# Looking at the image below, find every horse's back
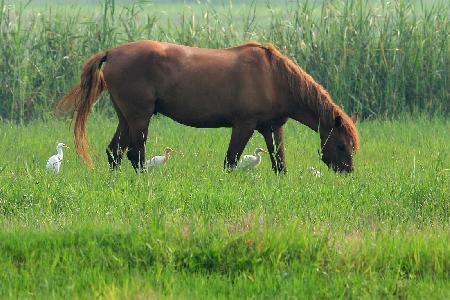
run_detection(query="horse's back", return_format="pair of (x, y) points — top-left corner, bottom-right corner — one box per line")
(104, 40), (271, 84)
(103, 41), (280, 127)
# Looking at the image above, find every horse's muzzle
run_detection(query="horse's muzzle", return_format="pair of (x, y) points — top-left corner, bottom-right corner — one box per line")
(328, 162), (354, 173)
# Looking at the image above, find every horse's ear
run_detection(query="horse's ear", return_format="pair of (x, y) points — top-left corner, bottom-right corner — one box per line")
(334, 115), (342, 128)
(351, 112), (359, 124)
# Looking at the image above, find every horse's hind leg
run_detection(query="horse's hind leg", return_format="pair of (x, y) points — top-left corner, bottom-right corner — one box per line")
(125, 99), (155, 171)
(224, 122), (256, 170)
(107, 122), (130, 169)
(127, 118), (151, 171)
(107, 99), (130, 169)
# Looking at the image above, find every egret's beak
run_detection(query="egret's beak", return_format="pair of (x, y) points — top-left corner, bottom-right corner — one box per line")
(261, 149), (268, 154)
(64, 145), (70, 149)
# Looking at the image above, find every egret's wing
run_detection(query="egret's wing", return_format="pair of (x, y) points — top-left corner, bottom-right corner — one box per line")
(239, 155), (257, 169)
(46, 155), (61, 172)
(148, 155), (165, 168)
(144, 160), (151, 169)
(46, 155), (57, 169)
(155, 156), (166, 165)
(145, 158), (155, 169)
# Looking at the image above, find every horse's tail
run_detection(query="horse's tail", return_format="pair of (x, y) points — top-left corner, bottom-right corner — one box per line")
(55, 52), (108, 167)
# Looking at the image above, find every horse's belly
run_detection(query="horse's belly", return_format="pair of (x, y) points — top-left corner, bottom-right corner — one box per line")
(167, 116), (232, 128)
(156, 100), (233, 128)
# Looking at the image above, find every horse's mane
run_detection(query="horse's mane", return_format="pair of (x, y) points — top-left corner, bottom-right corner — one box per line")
(253, 42), (359, 150)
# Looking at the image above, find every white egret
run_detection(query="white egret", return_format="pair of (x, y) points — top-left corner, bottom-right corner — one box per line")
(46, 143), (69, 173)
(239, 147), (268, 170)
(308, 166), (323, 177)
(145, 147), (175, 170)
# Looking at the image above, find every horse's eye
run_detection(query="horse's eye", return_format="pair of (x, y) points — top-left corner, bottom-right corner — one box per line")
(337, 144), (346, 151)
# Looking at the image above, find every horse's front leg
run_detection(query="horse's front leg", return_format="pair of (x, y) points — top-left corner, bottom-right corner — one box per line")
(258, 128), (278, 173)
(107, 97), (130, 169)
(258, 126), (286, 174)
(273, 126), (287, 173)
(224, 122), (256, 170)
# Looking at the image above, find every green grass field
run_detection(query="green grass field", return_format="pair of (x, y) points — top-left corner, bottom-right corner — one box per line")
(0, 115), (449, 298)
(0, 0), (449, 298)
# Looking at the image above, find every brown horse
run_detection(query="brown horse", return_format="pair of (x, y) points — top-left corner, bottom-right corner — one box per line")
(57, 41), (359, 173)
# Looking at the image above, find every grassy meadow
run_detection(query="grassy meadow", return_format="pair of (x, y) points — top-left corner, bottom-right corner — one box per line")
(0, 116), (449, 298)
(0, 0), (449, 298)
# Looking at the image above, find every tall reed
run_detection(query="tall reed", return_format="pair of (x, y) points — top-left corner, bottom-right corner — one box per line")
(0, 0), (448, 122)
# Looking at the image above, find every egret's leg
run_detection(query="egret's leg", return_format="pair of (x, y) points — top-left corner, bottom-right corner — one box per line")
(224, 122), (256, 170)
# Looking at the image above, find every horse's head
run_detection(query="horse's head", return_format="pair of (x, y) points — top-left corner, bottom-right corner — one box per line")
(320, 112), (359, 173)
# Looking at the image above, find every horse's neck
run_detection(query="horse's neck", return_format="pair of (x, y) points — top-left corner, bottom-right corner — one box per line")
(279, 60), (333, 136)
(287, 88), (335, 137)
(290, 107), (321, 132)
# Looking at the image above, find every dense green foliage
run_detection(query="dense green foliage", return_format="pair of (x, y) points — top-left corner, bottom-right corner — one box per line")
(0, 0), (448, 122)
(0, 116), (449, 297)
(1, 228), (448, 298)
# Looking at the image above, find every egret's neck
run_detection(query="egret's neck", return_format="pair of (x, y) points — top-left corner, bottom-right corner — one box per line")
(57, 148), (64, 159)
(164, 152), (171, 162)
(255, 152), (262, 163)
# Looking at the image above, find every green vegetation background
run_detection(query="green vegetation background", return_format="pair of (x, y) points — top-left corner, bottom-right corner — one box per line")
(0, 0), (448, 122)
